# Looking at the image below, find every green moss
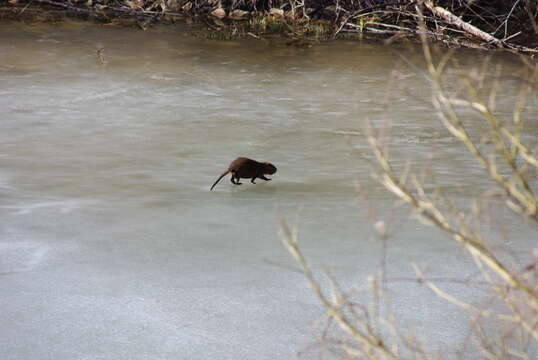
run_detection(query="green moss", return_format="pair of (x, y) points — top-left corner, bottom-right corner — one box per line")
(308, 20), (331, 38)
(266, 16), (287, 33)
(248, 16), (267, 34)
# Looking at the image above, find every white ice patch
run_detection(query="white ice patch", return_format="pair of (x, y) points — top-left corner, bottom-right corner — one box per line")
(70, 87), (131, 103)
(3, 199), (101, 215)
(0, 179), (15, 191)
(146, 74), (179, 81)
(0, 241), (49, 274)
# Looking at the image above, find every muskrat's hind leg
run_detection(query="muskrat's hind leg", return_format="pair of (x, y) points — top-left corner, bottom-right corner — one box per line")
(234, 174), (242, 185)
(250, 177), (257, 184)
(230, 173), (239, 185)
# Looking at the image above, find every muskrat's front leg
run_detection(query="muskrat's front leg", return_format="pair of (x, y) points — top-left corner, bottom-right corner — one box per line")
(259, 175), (271, 181)
(250, 177), (257, 184)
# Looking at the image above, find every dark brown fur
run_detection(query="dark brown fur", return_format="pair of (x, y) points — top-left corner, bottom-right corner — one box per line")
(210, 157), (277, 191)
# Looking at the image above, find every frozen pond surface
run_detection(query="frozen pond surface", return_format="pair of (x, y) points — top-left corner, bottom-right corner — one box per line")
(0, 21), (536, 359)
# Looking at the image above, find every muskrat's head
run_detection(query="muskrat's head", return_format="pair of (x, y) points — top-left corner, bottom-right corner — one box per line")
(264, 162), (277, 175)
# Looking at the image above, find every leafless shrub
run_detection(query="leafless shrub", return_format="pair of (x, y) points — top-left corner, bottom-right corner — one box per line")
(280, 7), (538, 360)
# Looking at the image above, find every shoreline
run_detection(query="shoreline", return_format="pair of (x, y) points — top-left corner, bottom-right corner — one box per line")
(2, 0), (538, 53)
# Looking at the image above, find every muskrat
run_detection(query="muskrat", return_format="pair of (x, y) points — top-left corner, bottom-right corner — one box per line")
(210, 157), (277, 191)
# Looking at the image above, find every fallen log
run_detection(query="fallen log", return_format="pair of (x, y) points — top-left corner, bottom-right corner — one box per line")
(423, 0), (503, 47)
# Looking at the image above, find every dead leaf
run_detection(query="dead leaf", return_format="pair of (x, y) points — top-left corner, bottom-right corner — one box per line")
(211, 8), (226, 19)
(229, 10), (248, 20)
(269, 8), (284, 17)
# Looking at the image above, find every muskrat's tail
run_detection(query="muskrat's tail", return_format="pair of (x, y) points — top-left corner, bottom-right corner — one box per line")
(210, 170), (230, 191)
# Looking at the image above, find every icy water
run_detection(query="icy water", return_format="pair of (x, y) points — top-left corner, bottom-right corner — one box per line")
(0, 21), (536, 359)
